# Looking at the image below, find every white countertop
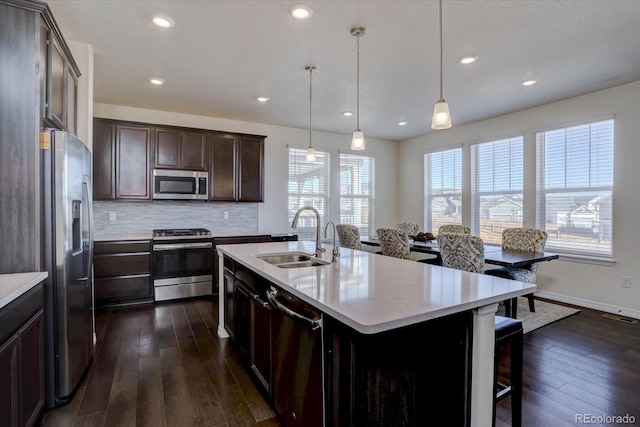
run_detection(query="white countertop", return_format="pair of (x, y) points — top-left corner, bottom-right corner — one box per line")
(0, 272), (48, 309)
(217, 241), (537, 334)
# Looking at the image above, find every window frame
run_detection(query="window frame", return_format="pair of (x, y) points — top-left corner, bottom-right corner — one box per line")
(535, 118), (614, 258)
(339, 152), (376, 238)
(424, 147), (463, 233)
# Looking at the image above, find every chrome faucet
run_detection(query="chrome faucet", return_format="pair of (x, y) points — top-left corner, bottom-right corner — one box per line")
(324, 221), (340, 262)
(291, 206), (326, 258)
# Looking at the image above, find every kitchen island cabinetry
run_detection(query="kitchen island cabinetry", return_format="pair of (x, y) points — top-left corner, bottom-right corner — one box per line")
(154, 127), (207, 171)
(0, 274), (47, 427)
(217, 241), (537, 427)
(93, 118), (153, 201)
(223, 258), (322, 423)
(93, 240), (153, 307)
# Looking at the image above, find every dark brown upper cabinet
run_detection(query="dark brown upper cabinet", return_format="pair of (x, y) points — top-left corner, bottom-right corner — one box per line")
(209, 133), (265, 202)
(92, 118), (264, 202)
(154, 128), (207, 171)
(237, 135), (265, 202)
(93, 118), (152, 201)
(209, 133), (237, 201)
(43, 26), (79, 135)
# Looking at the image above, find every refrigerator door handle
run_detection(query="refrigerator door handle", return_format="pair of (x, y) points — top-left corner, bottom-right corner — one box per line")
(82, 176), (93, 281)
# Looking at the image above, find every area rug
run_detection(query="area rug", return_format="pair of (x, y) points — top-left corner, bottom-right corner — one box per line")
(514, 298), (581, 334)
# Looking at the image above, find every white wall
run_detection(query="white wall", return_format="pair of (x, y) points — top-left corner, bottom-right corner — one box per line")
(93, 103), (399, 235)
(399, 80), (640, 317)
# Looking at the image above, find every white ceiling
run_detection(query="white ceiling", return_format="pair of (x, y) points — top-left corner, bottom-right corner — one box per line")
(47, 0), (640, 142)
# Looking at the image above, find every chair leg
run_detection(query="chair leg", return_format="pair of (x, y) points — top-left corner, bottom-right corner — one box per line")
(510, 332), (524, 427)
(527, 294), (535, 312)
(511, 297), (518, 319)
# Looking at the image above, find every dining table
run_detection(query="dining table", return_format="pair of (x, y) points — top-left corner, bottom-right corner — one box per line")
(360, 236), (559, 268)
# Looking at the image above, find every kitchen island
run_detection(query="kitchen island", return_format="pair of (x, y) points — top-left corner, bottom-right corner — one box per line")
(216, 240), (536, 427)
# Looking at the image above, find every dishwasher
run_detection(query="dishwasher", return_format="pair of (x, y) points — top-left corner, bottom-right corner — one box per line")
(267, 287), (323, 427)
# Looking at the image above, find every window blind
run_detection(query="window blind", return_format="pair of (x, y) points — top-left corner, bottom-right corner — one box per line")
(288, 147), (331, 241)
(471, 137), (524, 244)
(340, 153), (375, 237)
(424, 148), (462, 233)
(536, 119), (614, 257)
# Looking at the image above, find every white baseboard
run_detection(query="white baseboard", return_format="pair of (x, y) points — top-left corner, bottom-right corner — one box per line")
(535, 290), (640, 320)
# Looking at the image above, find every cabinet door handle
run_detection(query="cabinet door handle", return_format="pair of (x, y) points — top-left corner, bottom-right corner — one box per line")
(266, 289), (322, 330)
(253, 294), (269, 308)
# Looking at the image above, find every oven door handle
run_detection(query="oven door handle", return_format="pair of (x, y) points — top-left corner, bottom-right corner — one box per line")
(153, 242), (213, 251)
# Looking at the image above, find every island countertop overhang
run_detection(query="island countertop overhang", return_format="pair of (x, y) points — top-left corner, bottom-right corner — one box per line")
(217, 240), (536, 334)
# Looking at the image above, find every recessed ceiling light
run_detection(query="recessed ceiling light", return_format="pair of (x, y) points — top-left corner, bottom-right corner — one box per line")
(343, 111), (353, 116)
(522, 79), (537, 86)
(256, 96), (270, 102)
(288, 4), (313, 20)
(398, 121), (408, 126)
(151, 16), (174, 29)
(149, 78), (165, 85)
(460, 55), (478, 65)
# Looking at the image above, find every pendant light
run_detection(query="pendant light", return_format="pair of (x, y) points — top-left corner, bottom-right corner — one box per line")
(431, 0), (452, 129)
(305, 66), (317, 162)
(350, 26), (366, 150)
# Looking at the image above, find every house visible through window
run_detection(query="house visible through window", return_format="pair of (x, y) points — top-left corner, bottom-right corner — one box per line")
(288, 147), (330, 240)
(471, 137), (524, 244)
(424, 148), (462, 233)
(536, 119), (614, 257)
(340, 153), (375, 237)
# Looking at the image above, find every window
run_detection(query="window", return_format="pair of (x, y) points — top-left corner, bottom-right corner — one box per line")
(288, 147), (330, 240)
(536, 119), (614, 257)
(424, 148), (462, 233)
(471, 137), (524, 244)
(340, 153), (375, 237)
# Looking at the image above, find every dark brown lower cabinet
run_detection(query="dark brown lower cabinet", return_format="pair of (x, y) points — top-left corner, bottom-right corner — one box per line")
(94, 240), (153, 307)
(0, 284), (45, 427)
(323, 312), (472, 426)
(250, 295), (271, 393)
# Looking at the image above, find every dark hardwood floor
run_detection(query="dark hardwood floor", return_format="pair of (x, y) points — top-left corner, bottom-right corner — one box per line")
(40, 297), (640, 427)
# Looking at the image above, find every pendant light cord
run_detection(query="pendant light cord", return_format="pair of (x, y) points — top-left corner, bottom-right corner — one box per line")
(309, 68), (313, 148)
(439, 0), (444, 101)
(356, 33), (360, 130)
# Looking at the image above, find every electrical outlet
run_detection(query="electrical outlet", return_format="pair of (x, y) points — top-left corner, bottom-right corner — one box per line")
(223, 211), (229, 220)
(108, 211), (117, 221)
(621, 276), (631, 288)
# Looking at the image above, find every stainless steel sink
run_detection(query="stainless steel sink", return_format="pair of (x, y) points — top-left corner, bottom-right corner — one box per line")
(256, 252), (331, 268)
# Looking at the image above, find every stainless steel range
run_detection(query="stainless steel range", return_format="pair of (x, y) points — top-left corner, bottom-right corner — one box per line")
(152, 228), (213, 301)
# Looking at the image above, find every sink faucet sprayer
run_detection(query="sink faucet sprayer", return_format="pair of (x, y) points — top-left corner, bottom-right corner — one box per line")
(324, 221), (340, 262)
(291, 206), (326, 258)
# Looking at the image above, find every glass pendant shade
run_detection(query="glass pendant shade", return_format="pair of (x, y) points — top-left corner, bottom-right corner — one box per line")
(431, 99), (451, 129)
(305, 146), (316, 162)
(351, 130), (365, 150)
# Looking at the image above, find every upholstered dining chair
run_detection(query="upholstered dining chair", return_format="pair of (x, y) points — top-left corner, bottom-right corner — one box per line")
(376, 228), (411, 260)
(396, 222), (420, 236)
(485, 228), (548, 318)
(436, 232), (523, 427)
(436, 232), (485, 273)
(336, 224), (362, 250)
(437, 224), (471, 235)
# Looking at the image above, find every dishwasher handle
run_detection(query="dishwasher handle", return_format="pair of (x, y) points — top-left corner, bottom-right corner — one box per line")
(266, 289), (322, 330)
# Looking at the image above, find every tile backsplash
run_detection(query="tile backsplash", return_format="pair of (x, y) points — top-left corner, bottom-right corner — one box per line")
(93, 201), (259, 234)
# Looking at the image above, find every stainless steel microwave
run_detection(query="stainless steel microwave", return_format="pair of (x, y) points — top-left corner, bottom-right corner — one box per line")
(152, 169), (208, 200)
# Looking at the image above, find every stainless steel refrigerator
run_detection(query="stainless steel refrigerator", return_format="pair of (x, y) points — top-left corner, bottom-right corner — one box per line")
(42, 130), (95, 408)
